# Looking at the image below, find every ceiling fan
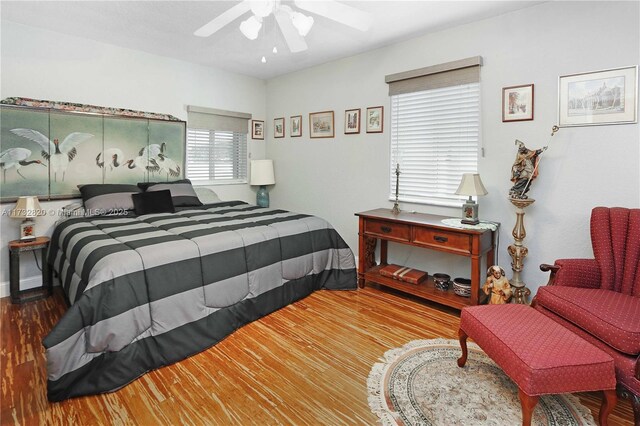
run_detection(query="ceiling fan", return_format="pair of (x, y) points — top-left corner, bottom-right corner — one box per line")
(194, 0), (373, 53)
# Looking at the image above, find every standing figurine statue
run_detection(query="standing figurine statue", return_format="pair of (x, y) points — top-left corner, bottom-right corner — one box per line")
(509, 140), (546, 199)
(482, 265), (512, 304)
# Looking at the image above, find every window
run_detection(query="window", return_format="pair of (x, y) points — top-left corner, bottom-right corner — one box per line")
(185, 106), (251, 184)
(386, 57), (482, 207)
(186, 129), (247, 183)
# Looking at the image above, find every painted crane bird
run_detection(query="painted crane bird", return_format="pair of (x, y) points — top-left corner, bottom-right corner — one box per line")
(10, 128), (94, 181)
(0, 148), (46, 181)
(96, 148), (125, 171)
(148, 154), (181, 178)
(124, 143), (170, 175)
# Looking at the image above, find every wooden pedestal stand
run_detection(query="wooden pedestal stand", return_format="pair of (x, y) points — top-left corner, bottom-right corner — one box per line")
(508, 198), (535, 304)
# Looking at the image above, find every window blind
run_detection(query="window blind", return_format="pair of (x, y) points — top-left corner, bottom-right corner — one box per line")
(386, 56), (482, 96)
(186, 129), (247, 184)
(389, 82), (480, 206)
(186, 105), (250, 184)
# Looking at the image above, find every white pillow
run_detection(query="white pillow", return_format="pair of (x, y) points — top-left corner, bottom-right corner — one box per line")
(194, 187), (222, 204)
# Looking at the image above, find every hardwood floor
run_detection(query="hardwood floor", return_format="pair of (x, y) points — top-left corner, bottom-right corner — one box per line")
(1, 286), (634, 425)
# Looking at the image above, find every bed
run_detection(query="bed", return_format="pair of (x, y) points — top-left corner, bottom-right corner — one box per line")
(44, 200), (356, 401)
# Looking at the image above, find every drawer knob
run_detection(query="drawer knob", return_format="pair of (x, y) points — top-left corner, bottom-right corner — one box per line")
(434, 235), (448, 243)
(381, 226), (393, 233)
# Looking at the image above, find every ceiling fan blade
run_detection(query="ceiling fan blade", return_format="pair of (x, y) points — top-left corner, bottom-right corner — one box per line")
(275, 9), (308, 53)
(194, 1), (252, 37)
(294, 0), (372, 32)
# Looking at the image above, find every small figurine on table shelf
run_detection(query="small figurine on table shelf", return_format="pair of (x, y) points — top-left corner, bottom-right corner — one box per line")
(482, 265), (512, 304)
(509, 140), (546, 199)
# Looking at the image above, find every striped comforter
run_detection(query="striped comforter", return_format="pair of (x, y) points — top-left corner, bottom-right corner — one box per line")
(44, 201), (356, 401)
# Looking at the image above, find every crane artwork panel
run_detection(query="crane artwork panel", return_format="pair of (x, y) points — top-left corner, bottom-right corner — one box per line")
(0, 107), (50, 199)
(0, 102), (186, 202)
(102, 117), (151, 184)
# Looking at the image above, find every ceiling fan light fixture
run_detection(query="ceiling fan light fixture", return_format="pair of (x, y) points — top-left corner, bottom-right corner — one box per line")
(272, 46), (278, 54)
(261, 56), (267, 63)
(239, 15), (262, 40)
(291, 11), (314, 37)
(250, 0), (275, 18)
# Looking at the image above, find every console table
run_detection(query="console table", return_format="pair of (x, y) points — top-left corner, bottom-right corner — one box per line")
(356, 209), (496, 309)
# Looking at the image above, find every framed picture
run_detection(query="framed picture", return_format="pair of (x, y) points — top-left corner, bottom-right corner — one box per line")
(251, 120), (264, 140)
(344, 108), (361, 134)
(309, 111), (334, 138)
(502, 84), (534, 122)
(366, 106), (384, 133)
(290, 115), (302, 137)
(558, 65), (638, 127)
(274, 117), (284, 138)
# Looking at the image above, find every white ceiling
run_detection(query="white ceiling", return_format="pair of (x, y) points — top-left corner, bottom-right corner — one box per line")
(1, 1), (543, 80)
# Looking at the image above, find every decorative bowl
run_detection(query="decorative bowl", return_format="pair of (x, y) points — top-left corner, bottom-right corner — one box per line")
(453, 277), (472, 297)
(433, 273), (450, 291)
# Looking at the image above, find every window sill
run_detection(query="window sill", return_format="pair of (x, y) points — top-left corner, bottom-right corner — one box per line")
(388, 196), (465, 209)
(192, 180), (248, 186)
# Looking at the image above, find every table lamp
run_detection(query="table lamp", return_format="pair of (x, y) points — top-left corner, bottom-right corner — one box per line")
(250, 159), (275, 208)
(9, 196), (45, 241)
(455, 173), (488, 225)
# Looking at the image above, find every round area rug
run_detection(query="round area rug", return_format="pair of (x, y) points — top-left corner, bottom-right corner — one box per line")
(367, 339), (596, 426)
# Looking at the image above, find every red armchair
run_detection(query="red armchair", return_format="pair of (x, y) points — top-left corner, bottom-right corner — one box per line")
(533, 207), (640, 424)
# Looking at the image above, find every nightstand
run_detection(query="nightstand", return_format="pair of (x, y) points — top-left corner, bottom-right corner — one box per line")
(9, 236), (52, 304)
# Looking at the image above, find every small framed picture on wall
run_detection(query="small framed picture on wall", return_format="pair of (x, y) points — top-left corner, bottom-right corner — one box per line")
(344, 108), (361, 134)
(274, 117), (284, 138)
(502, 84), (534, 122)
(309, 111), (335, 138)
(290, 115), (302, 137)
(366, 106), (383, 133)
(251, 120), (264, 140)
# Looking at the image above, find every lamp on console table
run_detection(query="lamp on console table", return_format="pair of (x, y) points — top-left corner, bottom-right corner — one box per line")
(9, 196), (45, 241)
(250, 159), (275, 208)
(455, 173), (488, 225)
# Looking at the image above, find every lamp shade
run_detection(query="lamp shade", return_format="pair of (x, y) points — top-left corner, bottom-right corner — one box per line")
(291, 11), (314, 36)
(455, 173), (488, 196)
(250, 159), (275, 186)
(9, 196), (45, 219)
(239, 15), (262, 40)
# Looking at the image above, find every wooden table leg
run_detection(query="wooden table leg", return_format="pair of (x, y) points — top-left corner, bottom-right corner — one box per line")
(357, 231), (365, 288)
(9, 248), (20, 304)
(470, 254), (480, 305)
(599, 389), (617, 426)
(457, 328), (468, 367)
(518, 388), (539, 426)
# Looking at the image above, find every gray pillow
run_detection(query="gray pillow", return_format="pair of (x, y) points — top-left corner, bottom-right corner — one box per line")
(62, 202), (86, 217)
(139, 179), (202, 207)
(78, 184), (141, 214)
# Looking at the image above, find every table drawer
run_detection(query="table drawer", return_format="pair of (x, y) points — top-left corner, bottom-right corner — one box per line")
(413, 228), (471, 253)
(364, 219), (410, 242)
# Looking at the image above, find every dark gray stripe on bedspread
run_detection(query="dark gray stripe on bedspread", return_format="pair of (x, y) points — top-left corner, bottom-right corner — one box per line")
(47, 228), (349, 342)
(46, 269), (356, 402)
(64, 213), (312, 302)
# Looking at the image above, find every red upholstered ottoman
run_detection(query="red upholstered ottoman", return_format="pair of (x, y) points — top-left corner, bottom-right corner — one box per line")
(457, 304), (617, 426)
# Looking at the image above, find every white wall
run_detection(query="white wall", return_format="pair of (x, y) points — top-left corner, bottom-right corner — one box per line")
(2, 2), (639, 302)
(0, 21), (267, 296)
(265, 1), (640, 296)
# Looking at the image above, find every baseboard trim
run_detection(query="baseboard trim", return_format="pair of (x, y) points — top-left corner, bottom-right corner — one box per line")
(0, 276), (43, 299)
